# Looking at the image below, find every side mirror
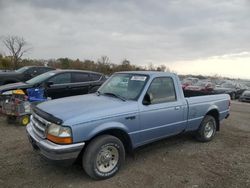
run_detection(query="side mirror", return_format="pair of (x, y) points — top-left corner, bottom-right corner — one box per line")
(45, 81), (53, 87)
(142, 92), (152, 105)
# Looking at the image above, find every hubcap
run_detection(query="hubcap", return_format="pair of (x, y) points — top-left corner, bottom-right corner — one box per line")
(204, 121), (214, 138)
(96, 145), (119, 173)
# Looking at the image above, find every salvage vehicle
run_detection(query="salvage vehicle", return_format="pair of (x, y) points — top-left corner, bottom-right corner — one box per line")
(0, 70), (106, 99)
(239, 90), (250, 102)
(181, 77), (199, 90)
(26, 71), (230, 180)
(0, 66), (55, 86)
(213, 82), (246, 100)
(185, 81), (215, 92)
(183, 81), (215, 97)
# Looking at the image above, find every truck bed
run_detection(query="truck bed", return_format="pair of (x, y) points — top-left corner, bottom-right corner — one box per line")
(185, 94), (230, 131)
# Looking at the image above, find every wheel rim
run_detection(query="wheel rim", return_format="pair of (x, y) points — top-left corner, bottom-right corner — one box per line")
(204, 121), (214, 138)
(22, 117), (29, 126)
(96, 145), (119, 173)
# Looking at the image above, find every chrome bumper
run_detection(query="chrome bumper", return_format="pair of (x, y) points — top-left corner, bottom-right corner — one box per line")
(26, 123), (85, 163)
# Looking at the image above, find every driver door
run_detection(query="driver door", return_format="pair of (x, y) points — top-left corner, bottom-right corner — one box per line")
(138, 77), (186, 144)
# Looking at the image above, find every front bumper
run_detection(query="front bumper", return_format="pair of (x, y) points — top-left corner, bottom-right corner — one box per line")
(26, 123), (85, 164)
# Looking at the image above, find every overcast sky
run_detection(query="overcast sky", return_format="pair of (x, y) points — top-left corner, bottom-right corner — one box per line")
(0, 0), (250, 78)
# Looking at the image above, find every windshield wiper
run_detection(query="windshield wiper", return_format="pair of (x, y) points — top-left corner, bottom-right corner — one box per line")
(102, 92), (126, 101)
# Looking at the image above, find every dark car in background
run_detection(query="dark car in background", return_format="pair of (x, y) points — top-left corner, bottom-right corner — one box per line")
(0, 66), (55, 86)
(0, 70), (106, 99)
(213, 82), (246, 100)
(239, 90), (250, 102)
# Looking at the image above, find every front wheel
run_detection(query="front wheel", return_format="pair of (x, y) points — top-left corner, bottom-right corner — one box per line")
(195, 115), (217, 142)
(82, 135), (125, 180)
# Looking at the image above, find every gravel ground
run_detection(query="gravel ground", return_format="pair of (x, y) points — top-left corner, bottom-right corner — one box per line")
(0, 101), (249, 188)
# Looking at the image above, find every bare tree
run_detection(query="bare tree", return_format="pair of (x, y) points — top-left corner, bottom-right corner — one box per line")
(3, 36), (30, 68)
(98, 56), (111, 64)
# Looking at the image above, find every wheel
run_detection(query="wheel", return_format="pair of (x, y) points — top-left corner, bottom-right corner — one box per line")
(6, 116), (17, 124)
(82, 135), (125, 180)
(231, 93), (236, 100)
(195, 115), (217, 142)
(18, 115), (30, 126)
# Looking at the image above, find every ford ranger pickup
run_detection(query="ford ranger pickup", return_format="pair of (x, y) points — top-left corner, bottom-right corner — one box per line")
(26, 71), (230, 180)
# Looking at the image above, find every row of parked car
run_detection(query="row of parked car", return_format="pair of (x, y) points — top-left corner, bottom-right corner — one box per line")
(0, 66), (106, 99)
(181, 77), (250, 102)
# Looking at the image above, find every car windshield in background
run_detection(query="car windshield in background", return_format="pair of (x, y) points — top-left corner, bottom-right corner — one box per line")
(195, 82), (206, 87)
(98, 73), (148, 100)
(26, 72), (56, 85)
(221, 83), (234, 89)
(15, 66), (29, 73)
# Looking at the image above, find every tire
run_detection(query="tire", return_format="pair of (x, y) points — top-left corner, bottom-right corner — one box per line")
(195, 115), (217, 142)
(18, 115), (30, 126)
(82, 135), (125, 180)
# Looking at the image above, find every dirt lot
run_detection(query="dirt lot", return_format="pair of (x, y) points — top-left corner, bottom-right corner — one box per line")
(0, 101), (249, 188)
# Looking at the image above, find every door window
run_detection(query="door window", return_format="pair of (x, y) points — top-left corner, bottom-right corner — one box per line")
(90, 73), (101, 81)
(147, 77), (177, 104)
(72, 73), (91, 83)
(49, 73), (71, 84)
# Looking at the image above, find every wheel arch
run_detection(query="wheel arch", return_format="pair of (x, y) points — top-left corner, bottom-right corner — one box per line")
(205, 108), (220, 131)
(83, 122), (133, 154)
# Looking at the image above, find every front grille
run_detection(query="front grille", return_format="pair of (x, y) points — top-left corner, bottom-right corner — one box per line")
(30, 112), (51, 139)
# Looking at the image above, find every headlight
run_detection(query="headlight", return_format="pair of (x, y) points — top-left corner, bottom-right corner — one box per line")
(47, 123), (72, 144)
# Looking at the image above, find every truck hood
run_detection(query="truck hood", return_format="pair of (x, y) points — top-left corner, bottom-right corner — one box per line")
(37, 94), (138, 125)
(0, 82), (33, 93)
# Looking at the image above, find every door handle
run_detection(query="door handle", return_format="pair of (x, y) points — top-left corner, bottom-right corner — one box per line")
(175, 106), (181, 110)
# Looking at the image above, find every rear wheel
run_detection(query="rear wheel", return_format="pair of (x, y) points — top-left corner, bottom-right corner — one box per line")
(195, 115), (217, 142)
(82, 135), (125, 180)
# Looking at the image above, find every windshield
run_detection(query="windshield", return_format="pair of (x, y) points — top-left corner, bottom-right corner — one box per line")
(98, 73), (149, 100)
(15, 66), (29, 73)
(26, 71), (56, 85)
(221, 83), (234, 89)
(195, 82), (206, 87)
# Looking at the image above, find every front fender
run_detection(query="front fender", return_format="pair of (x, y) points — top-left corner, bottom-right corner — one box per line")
(87, 121), (129, 140)
(72, 121), (130, 143)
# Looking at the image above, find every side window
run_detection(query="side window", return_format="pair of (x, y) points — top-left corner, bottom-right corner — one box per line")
(38, 67), (52, 74)
(72, 73), (91, 83)
(25, 68), (36, 75)
(90, 73), (101, 81)
(49, 73), (71, 84)
(147, 77), (176, 104)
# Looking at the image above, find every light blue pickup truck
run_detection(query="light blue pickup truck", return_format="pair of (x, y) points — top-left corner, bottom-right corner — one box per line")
(26, 71), (230, 179)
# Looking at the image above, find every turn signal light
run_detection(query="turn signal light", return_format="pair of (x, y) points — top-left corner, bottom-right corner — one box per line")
(47, 134), (72, 144)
